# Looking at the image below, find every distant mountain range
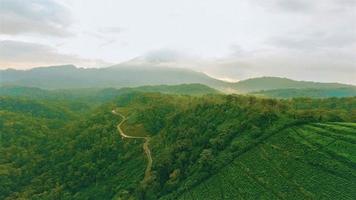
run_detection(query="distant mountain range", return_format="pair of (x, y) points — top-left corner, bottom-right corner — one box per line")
(0, 64), (229, 89)
(251, 87), (356, 98)
(233, 77), (354, 93)
(1, 64), (355, 94)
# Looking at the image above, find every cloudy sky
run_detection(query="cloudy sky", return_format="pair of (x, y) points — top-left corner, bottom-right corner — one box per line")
(0, 0), (355, 84)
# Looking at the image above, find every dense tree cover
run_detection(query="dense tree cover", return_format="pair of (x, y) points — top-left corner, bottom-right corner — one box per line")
(0, 88), (206, 199)
(0, 96), (89, 120)
(0, 98), (145, 199)
(1, 88), (355, 199)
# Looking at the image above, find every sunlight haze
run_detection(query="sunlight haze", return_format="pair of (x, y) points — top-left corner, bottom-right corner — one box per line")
(0, 0), (355, 84)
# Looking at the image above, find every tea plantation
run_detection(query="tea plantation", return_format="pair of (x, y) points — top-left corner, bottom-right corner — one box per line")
(175, 123), (356, 200)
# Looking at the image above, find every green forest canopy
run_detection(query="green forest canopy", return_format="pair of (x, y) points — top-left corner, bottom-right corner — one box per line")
(0, 85), (355, 199)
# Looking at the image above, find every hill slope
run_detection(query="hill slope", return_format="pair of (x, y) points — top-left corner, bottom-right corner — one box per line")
(1, 91), (355, 199)
(111, 93), (355, 199)
(234, 77), (353, 93)
(0, 99), (146, 199)
(0, 84), (219, 103)
(170, 122), (356, 200)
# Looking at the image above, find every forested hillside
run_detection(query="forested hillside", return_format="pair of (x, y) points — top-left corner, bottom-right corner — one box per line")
(0, 98), (145, 199)
(115, 93), (355, 199)
(0, 84), (218, 102)
(1, 87), (355, 199)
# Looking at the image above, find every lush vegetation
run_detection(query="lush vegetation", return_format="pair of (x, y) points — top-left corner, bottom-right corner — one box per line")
(172, 123), (356, 199)
(0, 85), (355, 199)
(0, 97), (146, 199)
(0, 84), (218, 102)
(116, 94), (355, 199)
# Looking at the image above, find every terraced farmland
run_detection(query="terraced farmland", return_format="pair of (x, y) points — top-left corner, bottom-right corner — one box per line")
(174, 123), (356, 200)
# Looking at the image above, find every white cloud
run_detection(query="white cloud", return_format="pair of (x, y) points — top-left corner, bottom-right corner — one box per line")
(0, 40), (110, 69)
(0, 0), (73, 37)
(0, 0), (355, 84)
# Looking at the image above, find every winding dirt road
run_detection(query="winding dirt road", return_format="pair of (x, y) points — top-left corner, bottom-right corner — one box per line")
(112, 110), (152, 182)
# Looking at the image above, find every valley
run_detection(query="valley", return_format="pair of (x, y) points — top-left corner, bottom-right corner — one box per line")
(1, 1), (355, 199)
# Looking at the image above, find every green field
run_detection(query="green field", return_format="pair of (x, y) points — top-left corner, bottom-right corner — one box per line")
(172, 123), (356, 200)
